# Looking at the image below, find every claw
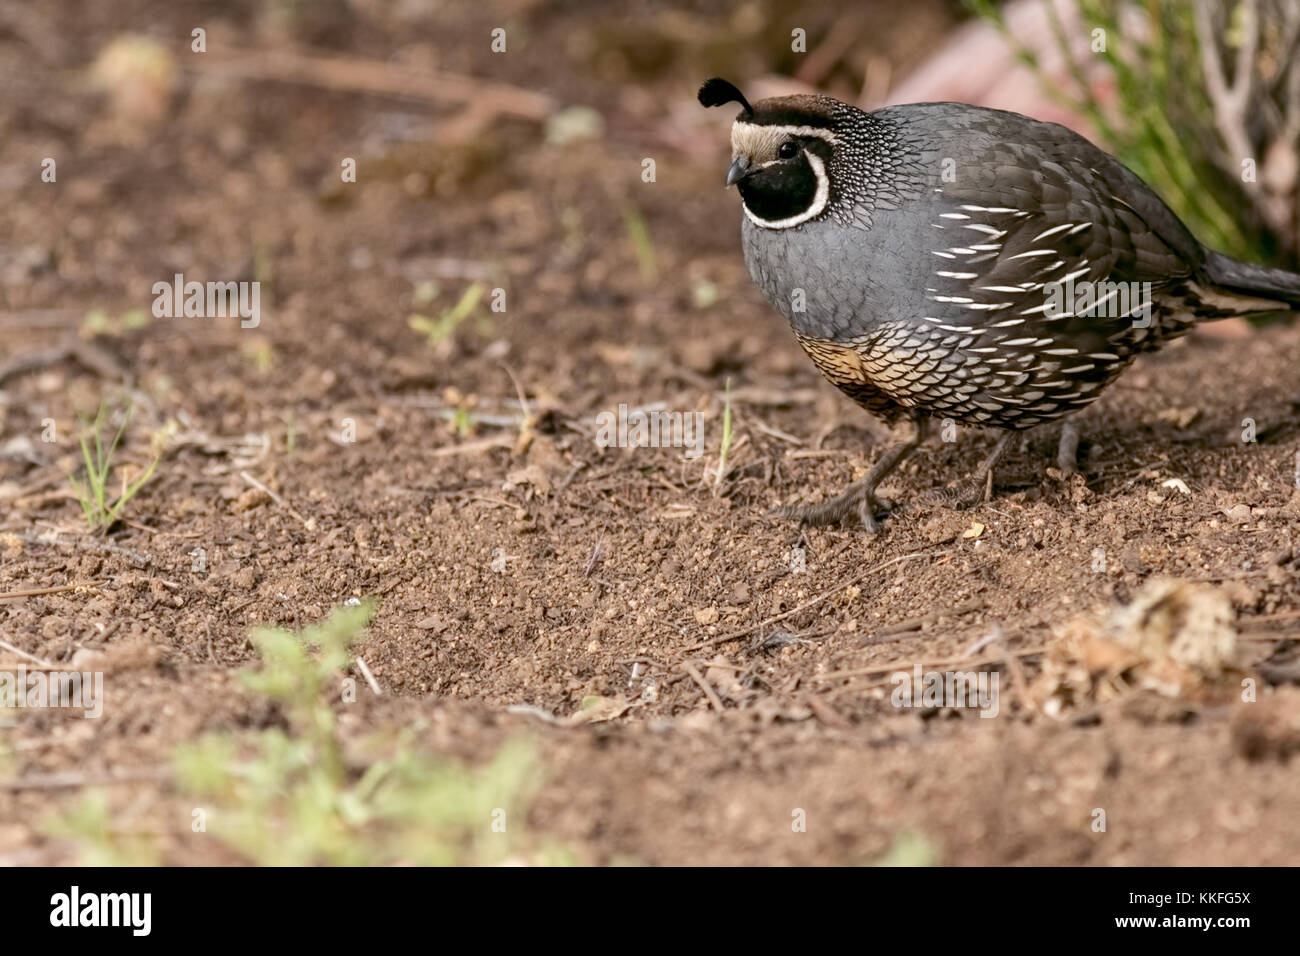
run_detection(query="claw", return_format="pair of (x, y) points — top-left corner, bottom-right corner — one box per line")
(771, 487), (883, 528)
(855, 497), (881, 533)
(770, 416), (926, 530)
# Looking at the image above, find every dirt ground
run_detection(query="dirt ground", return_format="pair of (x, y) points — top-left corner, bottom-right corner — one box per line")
(2, 1), (1299, 866)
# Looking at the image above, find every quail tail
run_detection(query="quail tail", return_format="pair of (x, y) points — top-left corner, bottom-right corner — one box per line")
(1202, 250), (1300, 310)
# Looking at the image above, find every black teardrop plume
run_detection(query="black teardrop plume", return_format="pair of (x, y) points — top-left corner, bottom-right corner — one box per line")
(698, 77), (753, 115)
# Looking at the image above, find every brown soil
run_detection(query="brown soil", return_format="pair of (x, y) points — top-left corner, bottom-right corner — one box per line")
(2, 1), (1298, 866)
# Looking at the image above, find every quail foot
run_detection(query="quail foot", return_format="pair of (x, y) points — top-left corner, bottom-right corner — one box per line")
(699, 78), (1300, 530)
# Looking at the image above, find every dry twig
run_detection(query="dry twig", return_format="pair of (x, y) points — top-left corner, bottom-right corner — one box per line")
(681, 551), (938, 652)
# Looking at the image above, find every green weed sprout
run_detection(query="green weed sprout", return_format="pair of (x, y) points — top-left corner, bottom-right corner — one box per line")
(409, 282), (486, 347)
(68, 404), (161, 531)
(714, 377), (734, 491)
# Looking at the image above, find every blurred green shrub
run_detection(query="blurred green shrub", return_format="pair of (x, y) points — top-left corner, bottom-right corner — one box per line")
(174, 601), (564, 865)
(969, 0), (1299, 268)
(46, 603), (569, 866)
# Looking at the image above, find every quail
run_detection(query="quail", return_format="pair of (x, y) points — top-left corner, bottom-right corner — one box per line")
(699, 78), (1300, 530)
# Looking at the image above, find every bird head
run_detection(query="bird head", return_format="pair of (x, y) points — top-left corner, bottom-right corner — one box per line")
(698, 77), (852, 230)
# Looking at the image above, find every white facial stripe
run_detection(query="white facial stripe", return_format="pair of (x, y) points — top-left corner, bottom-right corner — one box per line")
(730, 122), (840, 160)
(743, 150), (830, 230)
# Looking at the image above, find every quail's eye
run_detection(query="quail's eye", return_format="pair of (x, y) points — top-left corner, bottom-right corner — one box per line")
(778, 141), (800, 159)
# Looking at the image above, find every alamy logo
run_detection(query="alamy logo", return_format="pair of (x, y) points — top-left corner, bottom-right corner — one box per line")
(0, 667), (102, 718)
(891, 666), (999, 718)
(49, 886), (151, 936)
(152, 273), (260, 328)
(1044, 277), (1152, 327)
(595, 404), (705, 459)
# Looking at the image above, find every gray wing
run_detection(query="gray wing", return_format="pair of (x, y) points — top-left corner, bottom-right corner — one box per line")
(872, 107), (1204, 426)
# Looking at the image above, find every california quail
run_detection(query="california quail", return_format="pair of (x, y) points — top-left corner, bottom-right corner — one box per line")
(700, 78), (1300, 530)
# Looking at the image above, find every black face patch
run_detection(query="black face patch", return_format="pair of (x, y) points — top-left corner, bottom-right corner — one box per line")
(736, 139), (832, 223)
(738, 155), (817, 222)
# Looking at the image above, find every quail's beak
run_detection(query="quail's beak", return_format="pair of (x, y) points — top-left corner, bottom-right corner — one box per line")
(725, 156), (751, 187)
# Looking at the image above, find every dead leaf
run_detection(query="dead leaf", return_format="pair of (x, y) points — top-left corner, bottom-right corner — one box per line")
(568, 694), (630, 724)
(503, 464), (551, 497)
(693, 607), (719, 626)
(1156, 407), (1201, 429)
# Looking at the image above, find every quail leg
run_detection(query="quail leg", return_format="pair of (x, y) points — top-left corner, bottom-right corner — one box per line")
(1056, 421), (1080, 475)
(774, 417), (928, 530)
(946, 431), (1016, 508)
(971, 431), (1014, 504)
